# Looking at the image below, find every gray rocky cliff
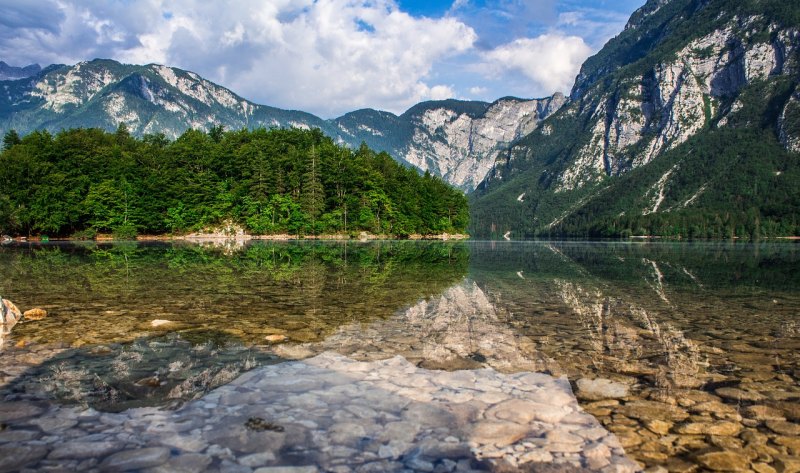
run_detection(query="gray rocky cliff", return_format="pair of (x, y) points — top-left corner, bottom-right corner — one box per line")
(332, 95), (567, 191)
(400, 95), (566, 191)
(555, 20), (799, 193)
(2, 59), (336, 140)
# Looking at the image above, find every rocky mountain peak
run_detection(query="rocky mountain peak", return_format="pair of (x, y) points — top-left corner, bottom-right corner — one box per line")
(471, 0), (800, 238)
(0, 61), (41, 81)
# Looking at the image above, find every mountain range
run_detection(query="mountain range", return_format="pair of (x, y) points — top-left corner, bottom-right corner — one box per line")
(0, 60), (559, 192)
(471, 0), (800, 238)
(2, 0), (799, 237)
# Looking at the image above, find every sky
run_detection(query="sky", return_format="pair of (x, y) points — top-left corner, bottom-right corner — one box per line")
(0, 0), (645, 118)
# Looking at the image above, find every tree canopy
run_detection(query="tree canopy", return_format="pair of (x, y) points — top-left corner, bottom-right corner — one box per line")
(0, 127), (468, 238)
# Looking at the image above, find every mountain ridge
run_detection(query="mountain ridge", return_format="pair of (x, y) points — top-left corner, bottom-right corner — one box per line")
(0, 58), (563, 191)
(470, 0), (800, 238)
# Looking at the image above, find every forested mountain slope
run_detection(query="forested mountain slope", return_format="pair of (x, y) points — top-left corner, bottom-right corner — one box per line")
(471, 0), (800, 238)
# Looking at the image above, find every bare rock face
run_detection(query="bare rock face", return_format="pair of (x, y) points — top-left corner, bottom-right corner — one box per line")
(401, 95), (567, 191)
(779, 86), (800, 153)
(553, 20), (800, 193)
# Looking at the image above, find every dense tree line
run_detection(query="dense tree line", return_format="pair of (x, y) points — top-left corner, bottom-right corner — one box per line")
(0, 126), (468, 238)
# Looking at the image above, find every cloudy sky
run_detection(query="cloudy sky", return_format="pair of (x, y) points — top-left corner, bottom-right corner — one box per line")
(0, 0), (644, 117)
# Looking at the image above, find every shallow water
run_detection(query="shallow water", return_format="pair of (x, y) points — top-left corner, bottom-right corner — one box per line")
(0, 240), (798, 472)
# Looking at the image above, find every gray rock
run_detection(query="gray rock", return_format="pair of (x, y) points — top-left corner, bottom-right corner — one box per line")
(405, 457), (435, 472)
(144, 453), (212, 473)
(254, 467), (318, 473)
(0, 402), (44, 422)
(204, 424), (285, 454)
(31, 416), (78, 433)
(0, 444), (47, 472)
(239, 451), (277, 468)
(100, 447), (171, 471)
(0, 430), (41, 443)
(48, 441), (119, 460)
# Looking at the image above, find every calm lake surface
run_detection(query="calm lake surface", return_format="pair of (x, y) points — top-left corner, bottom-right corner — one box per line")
(0, 240), (798, 472)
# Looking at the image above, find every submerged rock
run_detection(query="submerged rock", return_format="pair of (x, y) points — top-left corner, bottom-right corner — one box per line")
(0, 352), (640, 472)
(22, 308), (47, 320)
(696, 451), (751, 472)
(0, 298), (22, 333)
(576, 377), (631, 400)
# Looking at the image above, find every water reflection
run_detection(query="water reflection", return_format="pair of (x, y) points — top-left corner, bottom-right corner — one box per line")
(0, 241), (469, 347)
(0, 241), (798, 472)
(287, 280), (547, 373)
(469, 241), (800, 471)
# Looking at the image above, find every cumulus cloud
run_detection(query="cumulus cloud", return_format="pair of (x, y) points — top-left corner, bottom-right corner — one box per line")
(481, 34), (592, 95)
(0, 0), (476, 117)
(469, 86), (488, 96)
(0, 0), (630, 115)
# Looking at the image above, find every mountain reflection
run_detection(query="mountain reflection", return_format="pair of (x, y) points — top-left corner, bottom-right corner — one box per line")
(282, 279), (547, 373)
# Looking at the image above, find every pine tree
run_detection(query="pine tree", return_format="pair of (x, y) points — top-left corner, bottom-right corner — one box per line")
(3, 130), (20, 150)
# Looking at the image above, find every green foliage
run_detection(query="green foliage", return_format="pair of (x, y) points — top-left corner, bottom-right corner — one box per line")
(3, 129), (20, 150)
(112, 223), (138, 240)
(0, 127), (468, 237)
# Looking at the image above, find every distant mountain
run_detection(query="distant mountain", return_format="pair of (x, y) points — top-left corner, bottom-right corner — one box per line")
(0, 62), (41, 80)
(470, 0), (800, 238)
(0, 59), (339, 141)
(0, 59), (565, 191)
(333, 95), (566, 191)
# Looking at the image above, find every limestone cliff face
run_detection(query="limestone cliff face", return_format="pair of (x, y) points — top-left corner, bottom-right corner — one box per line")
(555, 19), (799, 193)
(470, 0), (800, 238)
(779, 87), (800, 153)
(401, 96), (566, 191)
(1, 59), (336, 140)
(333, 95), (567, 191)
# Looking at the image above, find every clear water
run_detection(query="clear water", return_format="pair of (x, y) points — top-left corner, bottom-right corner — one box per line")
(1, 240), (798, 471)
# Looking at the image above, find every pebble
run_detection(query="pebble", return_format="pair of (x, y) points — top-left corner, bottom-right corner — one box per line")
(254, 467), (319, 473)
(674, 421), (742, 436)
(765, 421), (800, 436)
(744, 405), (786, 421)
(22, 308), (48, 320)
(47, 441), (119, 460)
(0, 444), (48, 471)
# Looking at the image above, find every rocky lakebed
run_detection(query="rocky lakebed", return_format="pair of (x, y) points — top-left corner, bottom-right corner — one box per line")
(0, 241), (798, 472)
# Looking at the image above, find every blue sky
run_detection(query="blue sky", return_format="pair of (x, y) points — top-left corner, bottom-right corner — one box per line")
(0, 0), (645, 117)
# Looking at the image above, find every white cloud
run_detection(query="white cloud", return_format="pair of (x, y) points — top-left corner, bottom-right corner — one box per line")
(481, 33), (592, 95)
(469, 86), (488, 95)
(0, 0), (633, 116)
(0, 0), (476, 117)
(428, 85), (456, 100)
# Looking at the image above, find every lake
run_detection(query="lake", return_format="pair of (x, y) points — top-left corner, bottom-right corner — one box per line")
(0, 240), (798, 472)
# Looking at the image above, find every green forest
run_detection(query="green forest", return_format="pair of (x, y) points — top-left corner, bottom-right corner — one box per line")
(0, 126), (469, 238)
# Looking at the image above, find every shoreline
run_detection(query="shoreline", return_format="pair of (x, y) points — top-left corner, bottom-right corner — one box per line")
(5, 232), (471, 243)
